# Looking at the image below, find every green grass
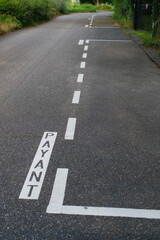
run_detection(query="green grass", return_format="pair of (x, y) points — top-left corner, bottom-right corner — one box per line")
(70, 4), (98, 13)
(100, 3), (114, 11)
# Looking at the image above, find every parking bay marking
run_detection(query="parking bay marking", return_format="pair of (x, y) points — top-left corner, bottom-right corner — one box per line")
(47, 169), (160, 219)
(19, 132), (57, 200)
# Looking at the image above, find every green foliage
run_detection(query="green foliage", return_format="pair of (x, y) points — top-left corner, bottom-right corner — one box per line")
(100, 3), (114, 11)
(0, 14), (21, 34)
(70, 4), (98, 13)
(0, 0), (70, 28)
(52, 0), (70, 14)
(133, 30), (160, 49)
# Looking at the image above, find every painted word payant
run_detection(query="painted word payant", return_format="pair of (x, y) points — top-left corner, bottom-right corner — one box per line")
(19, 132), (57, 200)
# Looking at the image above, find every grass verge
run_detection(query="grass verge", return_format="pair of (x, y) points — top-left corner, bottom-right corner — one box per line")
(70, 4), (98, 13)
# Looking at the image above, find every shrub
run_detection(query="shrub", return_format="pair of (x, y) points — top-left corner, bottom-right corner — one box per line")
(0, 14), (21, 34)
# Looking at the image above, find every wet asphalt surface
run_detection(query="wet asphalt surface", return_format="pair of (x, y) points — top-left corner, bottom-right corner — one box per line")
(1, 11), (160, 239)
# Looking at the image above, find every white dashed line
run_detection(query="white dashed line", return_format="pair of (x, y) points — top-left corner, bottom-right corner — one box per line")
(78, 40), (84, 45)
(19, 132), (57, 200)
(85, 25), (88, 28)
(72, 91), (81, 104)
(84, 45), (88, 51)
(86, 40), (89, 44)
(77, 74), (84, 83)
(65, 118), (77, 140)
(47, 168), (68, 213)
(82, 53), (87, 59)
(80, 62), (86, 68)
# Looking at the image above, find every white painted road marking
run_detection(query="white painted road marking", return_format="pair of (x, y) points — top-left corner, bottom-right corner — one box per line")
(90, 27), (119, 29)
(84, 45), (88, 51)
(72, 91), (81, 104)
(86, 40), (89, 44)
(77, 74), (84, 83)
(82, 53), (87, 59)
(65, 118), (77, 140)
(88, 39), (133, 42)
(80, 62), (86, 68)
(78, 40), (84, 45)
(47, 169), (160, 219)
(47, 168), (68, 213)
(19, 132), (57, 200)
(57, 206), (160, 219)
(85, 25), (88, 28)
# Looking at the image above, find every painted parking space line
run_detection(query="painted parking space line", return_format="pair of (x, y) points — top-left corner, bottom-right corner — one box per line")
(88, 39), (133, 42)
(90, 27), (119, 29)
(78, 40), (84, 45)
(47, 168), (68, 213)
(19, 132), (57, 200)
(47, 169), (160, 219)
(82, 53), (87, 59)
(65, 118), (77, 140)
(80, 62), (86, 68)
(84, 45), (88, 51)
(72, 91), (81, 104)
(77, 74), (84, 83)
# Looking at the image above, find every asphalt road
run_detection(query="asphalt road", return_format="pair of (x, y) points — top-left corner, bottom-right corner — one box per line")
(1, 11), (160, 240)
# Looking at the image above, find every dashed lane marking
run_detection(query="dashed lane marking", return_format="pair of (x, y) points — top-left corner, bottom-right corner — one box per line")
(72, 91), (81, 104)
(19, 132), (57, 200)
(84, 45), (88, 51)
(47, 169), (160, 219)
(80, 62), (86, 68)
(85, 25), (88, 28)
(78, 40), (84, 45)
(77, 74), (84, 83)
(86, 40), (89, 44)
(82, 53), (87, 59)
(65, 118), (77, 140)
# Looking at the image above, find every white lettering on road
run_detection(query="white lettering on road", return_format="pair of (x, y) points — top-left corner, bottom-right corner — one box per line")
(19, 132), (57, 200)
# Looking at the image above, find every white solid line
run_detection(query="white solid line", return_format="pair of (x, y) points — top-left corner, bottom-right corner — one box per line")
(65, 118), (77, 140)
(78, 40), (84, 45)
(91, 27), (119, 29)
(47, 168), (68, 213)
(82, 53), (87, 59)
(77, 74), (84, 83)
(19, 132), (57, 200)
(85, 25), (88, 28)
(72, 91), (81, 104)
(60, 206), (160, 219)
(86, 40), (89, 44)
(80, 62), (86, 68)
(88, 39), (132, 42)
(84, 45), (88, 51)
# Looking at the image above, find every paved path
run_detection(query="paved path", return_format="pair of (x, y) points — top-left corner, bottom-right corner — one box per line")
(1, 11), (160, 239)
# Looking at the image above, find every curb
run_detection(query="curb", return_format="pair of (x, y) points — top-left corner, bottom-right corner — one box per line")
(125, 29), (160, 68)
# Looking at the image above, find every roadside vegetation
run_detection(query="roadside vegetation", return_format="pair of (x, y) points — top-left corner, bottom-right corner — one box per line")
(112, 0), (160, 52)
(0, 0), (69, 35)
(70, 4), (98, 13)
